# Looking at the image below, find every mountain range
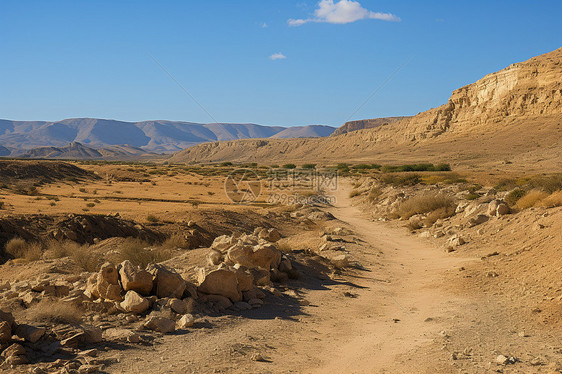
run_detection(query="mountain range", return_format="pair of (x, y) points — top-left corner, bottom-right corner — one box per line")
(0, 119), (336, 158)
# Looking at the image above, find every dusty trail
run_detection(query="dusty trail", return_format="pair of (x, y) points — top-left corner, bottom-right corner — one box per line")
(290, 181), (475, 373)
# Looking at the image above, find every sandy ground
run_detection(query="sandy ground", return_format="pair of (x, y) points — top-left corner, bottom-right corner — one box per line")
(102, 181), (553, 374)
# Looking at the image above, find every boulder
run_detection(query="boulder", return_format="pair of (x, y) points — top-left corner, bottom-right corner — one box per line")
(447, 235), (466, 247)
(201, 294), (233, 310)
(496, 202), (510, 215)
(144, 316), (175, 334)
(207, 249), (223, 266)
(258, 228), (282, 242)
(147, 264), (186, 299)
(120, 291), (150, 314)
(233, 268), (254, 292)
(176, 314), (195, 329)
(85, 263), (123, 301)
(468, 214), (489, 227)
(198, 268), (242, 302)
(210, 235), (233, 253)
(168, 298), (188, 314)
(119, 261), (153, 296)
(15, 324), (45, 343)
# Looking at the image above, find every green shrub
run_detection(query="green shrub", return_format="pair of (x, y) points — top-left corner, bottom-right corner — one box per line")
(302, 164), (316, 169)
(282, 164), (297, 169)
(146, 214), (159, 223)
(504, 188), (526, 206)
(381, 174), (421, 186)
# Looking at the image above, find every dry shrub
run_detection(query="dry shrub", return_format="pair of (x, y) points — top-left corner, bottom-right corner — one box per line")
(540, 190), (562, 208)
(72, 245), (103, 273)
(45, 239), (82, 259)
(119, 238), (173, 268)
(162, 233), (189, 249)
(424, 205), (456, 226)
(504, 188), (526, 206)
(367, 187), (383, 203)
(396, 192), (455, 220)
(5, 238), (43, 261)
(516, 189), (549, 209)
(26, 300), (83, 324)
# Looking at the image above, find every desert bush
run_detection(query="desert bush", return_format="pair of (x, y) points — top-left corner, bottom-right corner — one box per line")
(465, 192), (480, 200)
(162, 233), (189, 249)
(396, 193), (455, 220)
(504, 188), (526, 206)
(494, 178), (518, 191)
(540, 190), (562, 208)
(0, 201), (4, 209)
(382, 163), (451, 173)
(282, 164), (296, 169)
(26, 300), (83, 324)
(380, 174), (421, 186)
(119, 238), (173, 268)
(349, 189), (362, 198)
(529, 175), (562, 193)
(72, 245), (103, 273)
(351, 164), (381, 170)
(424, 205), (456, 226)
(367, 187), (383, 203)
(516, 189), (549, 209)
(5, 238), (43, 260)
(301, 164), (316, 169)
(146, 214), (159, 223)
(86, 203), (95, 208)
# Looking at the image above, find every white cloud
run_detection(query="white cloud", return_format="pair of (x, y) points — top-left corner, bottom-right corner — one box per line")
(269, 53), (287, 60)
(261, 22), (268, 28)
(288, 0), (400, 26)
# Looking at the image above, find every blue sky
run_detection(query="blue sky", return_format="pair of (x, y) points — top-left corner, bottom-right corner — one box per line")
(1, 1), (561, 127)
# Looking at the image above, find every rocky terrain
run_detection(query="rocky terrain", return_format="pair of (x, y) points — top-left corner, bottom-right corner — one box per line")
(331, 116), (407, 136)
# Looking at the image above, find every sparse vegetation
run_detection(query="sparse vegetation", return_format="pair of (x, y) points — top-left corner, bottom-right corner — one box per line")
(382, 163), (451, 173)
(118, 238), (173, 268)
(380, 174), (421, 186)
(5, 238), (43, 261)
(541, 190), (562, 207)
(302, 164), (316, 169)
(282, 163), (297, 169)
(367, 187), (383, 203)
(396, 192), (456, 221)
(505, 188), (526, 206)
(516, 189), (549, 209)
(146, 214), (159, 223)
(26, 300), (83, 324)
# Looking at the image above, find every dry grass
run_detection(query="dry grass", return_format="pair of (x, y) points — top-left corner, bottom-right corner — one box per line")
(26, 300), (83, 324)
(118, 238), (173, 268)
(516, 189), (549, 209)
(162, 233), (190, 249)
(367, 187), (383, 203)
(72, 245), (103, 273)
(396, 192), (455, 220)
(5, 238), (43, 261)
(540, 190), (562, 208)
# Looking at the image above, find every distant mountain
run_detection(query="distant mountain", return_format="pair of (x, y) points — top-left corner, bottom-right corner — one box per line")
(0, 118), (333, 158)
(332, 117), (407, 136)
(18, 142), (154, 160)
(270, 125), (336, 138)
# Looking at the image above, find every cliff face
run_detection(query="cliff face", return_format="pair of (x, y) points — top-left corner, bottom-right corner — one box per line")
(170, 47), (562, 172)
(333, 117), (407, 136)
(397, 47), (562, 141)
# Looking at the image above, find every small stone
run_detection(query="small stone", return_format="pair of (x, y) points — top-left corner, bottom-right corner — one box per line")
(144, 316), (176, 334)
(251, 353), (267, 362)
(176, 314), (195, 329)
(234, 301), (252, 311)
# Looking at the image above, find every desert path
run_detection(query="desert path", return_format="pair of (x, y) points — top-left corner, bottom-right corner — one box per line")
(299, 181), (475, 373)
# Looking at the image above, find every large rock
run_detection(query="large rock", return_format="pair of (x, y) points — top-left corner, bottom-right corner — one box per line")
(468, 214), (489, 227)
(15, 324), (45, 343)
(168, 298), (188, 314)
(0, 309), (15, 328)
(487, 200), (510, 216)
(147, 264), (186, 299)
(119, 260), (153, 296)
(257, 228), (282, 242)
(198, 269), (242, 302)
(226, 243), (281, 270)
(85, 262), (123, 301)
(233, 268), (254, 292)
(144, 316), (175, 334)
(120, 291), (150, 314)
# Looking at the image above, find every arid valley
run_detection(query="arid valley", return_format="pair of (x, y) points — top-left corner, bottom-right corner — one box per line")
(1, 2), (562, 373)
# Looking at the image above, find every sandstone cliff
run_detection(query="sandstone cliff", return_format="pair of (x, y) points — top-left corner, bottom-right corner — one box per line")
(169, 48), (562, 173)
